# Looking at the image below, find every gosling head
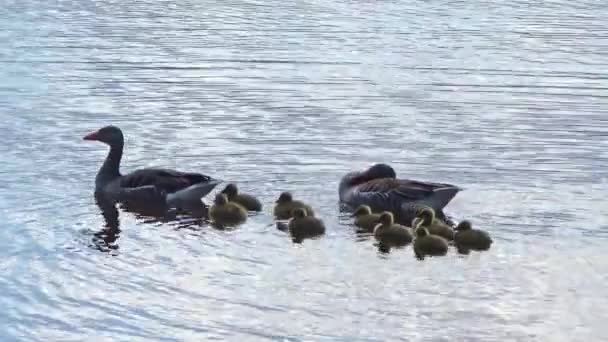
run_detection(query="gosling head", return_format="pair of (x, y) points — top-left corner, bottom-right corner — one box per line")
(214, 193), (229, 205)
(276, 192), (293, 204)
(455, 220), (473, 231)
(352, 205), (372, 217)
(416, 206), (436, 226)
(415, 226), (430, 237)
(378, 211), (394, 226)
(292, 208), (308, 219)
(411, 217), (423, 229)
(221, 183), (238, 198)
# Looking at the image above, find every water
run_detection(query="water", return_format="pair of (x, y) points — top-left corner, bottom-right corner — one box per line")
(1, 0), (608, 340)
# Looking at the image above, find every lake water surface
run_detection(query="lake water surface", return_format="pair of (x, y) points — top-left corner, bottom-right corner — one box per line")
(1, 0), (608, 341)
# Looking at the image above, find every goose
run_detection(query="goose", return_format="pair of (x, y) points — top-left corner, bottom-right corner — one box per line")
(84, 125), (221, 208)
(339, 163), (460, 225)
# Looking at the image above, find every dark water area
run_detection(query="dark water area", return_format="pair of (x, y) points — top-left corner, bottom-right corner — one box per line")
(1, 0), (607, 340)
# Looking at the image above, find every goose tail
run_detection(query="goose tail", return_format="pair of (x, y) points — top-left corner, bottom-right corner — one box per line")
(424, 186), (461, 210)
(167, 179), (222, 207)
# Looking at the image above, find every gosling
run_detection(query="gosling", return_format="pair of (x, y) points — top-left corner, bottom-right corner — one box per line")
(220, 183), (262, 212)
(454, 220), (493, 254)
(209, 193), (248, 227)
(413, 224), (449, 260)
(415, 206), (455, 241)
(273, 192), (315, 219)
(373, 211), (413, 247)
(352, 205), (381, 232)
(288, 208), (325, 242)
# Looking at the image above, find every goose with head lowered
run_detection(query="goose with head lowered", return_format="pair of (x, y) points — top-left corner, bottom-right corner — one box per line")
(83, 125), (221, 209)
(339, 163), (461, 226)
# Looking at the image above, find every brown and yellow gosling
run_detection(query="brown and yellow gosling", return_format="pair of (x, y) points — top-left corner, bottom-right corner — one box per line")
(373, 211), (413, 247)
(288, 208), (326, 242)
(413, 225), (449, 260)
(414, 206), (455, 241)
(273, 192), (315, 219)
(209, 193), (248, 226)
(352, 205), (382, 232)
(221, 183), (262, 212)
(454, 220), (493, 254)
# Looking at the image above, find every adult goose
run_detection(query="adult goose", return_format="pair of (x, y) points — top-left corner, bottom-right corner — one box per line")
(339, 163), (460, 225)
(84, 125), (221, 208)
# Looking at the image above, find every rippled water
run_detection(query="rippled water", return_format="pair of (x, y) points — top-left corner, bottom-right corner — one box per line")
(1, 0), (608, 340)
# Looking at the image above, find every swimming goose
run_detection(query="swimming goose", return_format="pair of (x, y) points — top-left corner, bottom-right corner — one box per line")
(339, 163), (460, 225)
(84, 125), (221, 208)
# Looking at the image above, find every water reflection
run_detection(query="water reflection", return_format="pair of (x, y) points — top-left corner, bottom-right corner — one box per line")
(90, 191), (212, 253)
(376, 242), (392, 254)
(90, 191), (121, 253)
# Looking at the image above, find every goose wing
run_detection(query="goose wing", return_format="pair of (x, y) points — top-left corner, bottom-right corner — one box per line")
(120, 168), (213, 194)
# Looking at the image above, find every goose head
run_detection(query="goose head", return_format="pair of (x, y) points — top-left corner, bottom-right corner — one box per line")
(364, 163), (396, 180)
(83, 125), (124, 147)
(339, 163), (396, 198)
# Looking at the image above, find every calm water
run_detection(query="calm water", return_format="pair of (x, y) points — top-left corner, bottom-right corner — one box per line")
(1, 0), (608, 340)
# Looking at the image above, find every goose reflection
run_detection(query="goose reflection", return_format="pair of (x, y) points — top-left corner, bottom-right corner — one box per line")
(91, 191), (121, 253)
(90, 191), (210, 253)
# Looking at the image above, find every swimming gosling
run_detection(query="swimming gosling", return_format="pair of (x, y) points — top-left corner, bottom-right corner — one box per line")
(454, 220), (493, 253)
(209, 193), (248, 226)
(413, 225), (449, 260)
(221, 183), (262, 212)
(373, 211), (413, 247)
(273, 192), (315, 219)
(352, 205), (381, 232)
(415, 206), (455, 241)
(288, 208), (325, 242)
